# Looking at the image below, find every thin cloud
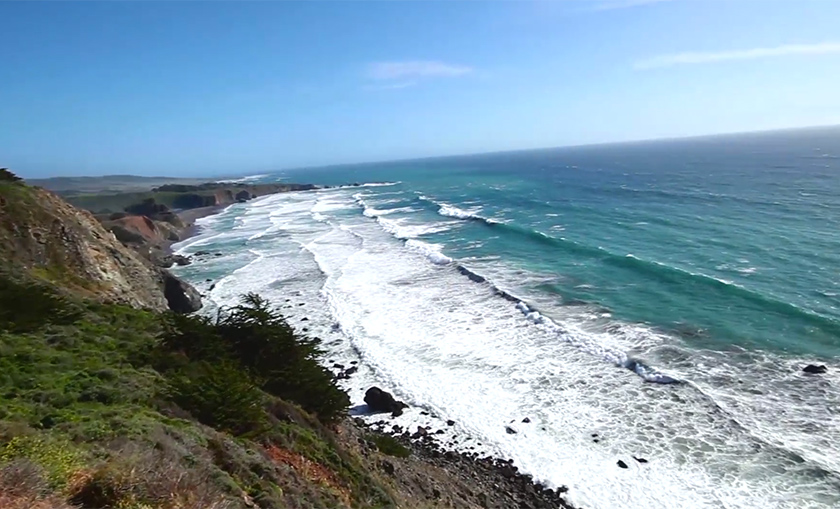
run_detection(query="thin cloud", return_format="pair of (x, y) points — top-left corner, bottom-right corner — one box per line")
(635, 42), (840, 70)
(363, 81), (417, 91)
(368, 61), (473, 81)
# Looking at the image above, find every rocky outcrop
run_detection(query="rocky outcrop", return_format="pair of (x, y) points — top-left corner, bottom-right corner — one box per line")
(803, 364), (828, 374)
(0, 182), (168, 310)
(162, 270), (202, 314)
(364, 387), (409, 417)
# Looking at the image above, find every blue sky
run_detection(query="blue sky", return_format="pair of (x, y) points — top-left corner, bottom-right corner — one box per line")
(3, 1), (840, 178)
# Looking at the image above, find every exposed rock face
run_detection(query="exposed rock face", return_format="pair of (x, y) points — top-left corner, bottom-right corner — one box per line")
(0, 183), (168, 310)
(162, 270), (202, 314)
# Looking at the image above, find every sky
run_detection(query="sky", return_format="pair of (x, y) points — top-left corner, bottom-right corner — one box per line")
(2, 1), (840, 178)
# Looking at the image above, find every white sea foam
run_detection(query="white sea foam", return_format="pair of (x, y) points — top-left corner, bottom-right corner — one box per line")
(405, 239), (453, 265)
(362, 206), (416, 218)
(215, 173), (271, 184)
(170, 187), (840, 509)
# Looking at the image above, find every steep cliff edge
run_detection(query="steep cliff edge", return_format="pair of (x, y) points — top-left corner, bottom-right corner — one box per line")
(0, 179), (169, 310)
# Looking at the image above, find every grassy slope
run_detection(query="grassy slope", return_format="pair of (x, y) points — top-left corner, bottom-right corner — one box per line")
(0, 276), (396, 509)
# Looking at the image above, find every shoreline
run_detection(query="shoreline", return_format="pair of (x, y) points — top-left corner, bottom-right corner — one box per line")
(170, 190), (579, 509)
(175, 204), (229, 243)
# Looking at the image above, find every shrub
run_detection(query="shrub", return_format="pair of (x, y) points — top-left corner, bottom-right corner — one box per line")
(366, 433), (410, 458)
(0, 169), (22, 182)
(166, 361), (266, 436)
(0, 275), (81, 333)
(158, 294), (349, 425)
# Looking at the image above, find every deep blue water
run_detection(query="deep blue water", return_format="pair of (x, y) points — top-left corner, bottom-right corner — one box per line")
(288, 126), (840, 358)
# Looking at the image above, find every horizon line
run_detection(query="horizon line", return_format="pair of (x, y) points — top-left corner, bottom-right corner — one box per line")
(23, 123), (840, 180)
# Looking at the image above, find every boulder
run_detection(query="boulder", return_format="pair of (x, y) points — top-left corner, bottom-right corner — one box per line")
(172, 254), (191, 266)
(364, 387), (408, 417)
(617, 460), (628, 469)
(162, 271), (202, 314)
(803, 364), (828, 374)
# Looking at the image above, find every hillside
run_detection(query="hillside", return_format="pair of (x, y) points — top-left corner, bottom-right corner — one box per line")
(62, 182), (317, 215)
(25, 175), (207, 196)
(0, 177), (167, 310)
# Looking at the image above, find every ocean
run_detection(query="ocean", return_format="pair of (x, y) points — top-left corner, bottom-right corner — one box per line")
(172, 126), (840, 508)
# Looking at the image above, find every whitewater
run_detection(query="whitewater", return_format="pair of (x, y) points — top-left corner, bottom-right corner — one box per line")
(173, 127), (840, 508)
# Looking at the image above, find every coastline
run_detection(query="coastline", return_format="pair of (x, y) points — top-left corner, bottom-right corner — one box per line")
(175, 204), (228, 241)
(169, 194), (578, 509)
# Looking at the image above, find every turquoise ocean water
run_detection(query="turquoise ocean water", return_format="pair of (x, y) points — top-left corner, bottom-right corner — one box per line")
(173, 127), (840, 508)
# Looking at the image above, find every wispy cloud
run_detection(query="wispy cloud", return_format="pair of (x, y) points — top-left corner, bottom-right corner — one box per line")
(367, 61), (473, 81)
(635, 42), (840, 70)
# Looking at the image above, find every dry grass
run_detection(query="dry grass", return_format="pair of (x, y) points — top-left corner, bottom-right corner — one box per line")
(0, 459), (76, 509)
(69, 446), (238, 509)
(265, 443), (353, 507)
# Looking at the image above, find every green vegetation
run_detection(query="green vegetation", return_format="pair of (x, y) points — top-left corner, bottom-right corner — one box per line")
(0, 168), (22, 182)
(365, 434), (411, 459)
(0, 275), (393, 508)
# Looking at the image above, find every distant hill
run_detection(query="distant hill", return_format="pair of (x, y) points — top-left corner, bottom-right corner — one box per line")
(26, 175), (208, 195)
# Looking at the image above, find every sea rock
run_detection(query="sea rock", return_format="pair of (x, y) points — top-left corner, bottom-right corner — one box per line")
(522, 417), (531, 423)
(172, 254), (191, 266)
(447, 420), (456, 426)
(162, 271), (203, 314)
(633, 456), (648, 464)
(505, 426), (517, 435)
(617, 460), (628, 469)
(364, 387), (408, 417)
(803, 364), (828, 374)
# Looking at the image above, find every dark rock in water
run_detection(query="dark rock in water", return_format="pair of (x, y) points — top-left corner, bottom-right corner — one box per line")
(505, 426), (517, 435)
(214, 252), (223, 257)
(208, 283), (216, 291)
(447, 420), (456, 426)
(522, 417), (531, 423)
(162, 271), (202, 314)
(803, 364), (828, 374)
(301, 317), (309, 321)
(333, 363), (345, 369)
(194, 250), (210, 256)
(617, 460), (628, 469)
(633, 456), (648, 464)
(421, 411), (430, 416)
(205, 278), (212, 282)
(591, 433), (599, 437)
(172, 254), (191, 266)
(592, 439), (600, 443)
(344, 366), (358, 376)
(364, 387), (408, 416)
(350, 360), (358, 364)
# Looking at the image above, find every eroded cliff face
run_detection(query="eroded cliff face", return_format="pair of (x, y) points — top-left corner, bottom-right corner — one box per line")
(0, 182), (168, 310)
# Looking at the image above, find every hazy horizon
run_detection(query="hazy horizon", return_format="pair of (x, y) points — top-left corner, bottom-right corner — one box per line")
(22, 123), (840, 181)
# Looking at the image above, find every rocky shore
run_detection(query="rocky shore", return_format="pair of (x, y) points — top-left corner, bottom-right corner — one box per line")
(344, 413), (577, 509)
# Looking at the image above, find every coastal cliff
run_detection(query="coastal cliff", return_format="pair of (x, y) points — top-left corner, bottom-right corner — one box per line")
(0, 177), (167, 310)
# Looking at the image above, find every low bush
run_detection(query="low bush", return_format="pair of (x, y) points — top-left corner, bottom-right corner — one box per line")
(366, 433), (411, 459)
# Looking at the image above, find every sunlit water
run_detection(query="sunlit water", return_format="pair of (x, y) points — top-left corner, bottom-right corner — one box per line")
(173, 127), (840, 508)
